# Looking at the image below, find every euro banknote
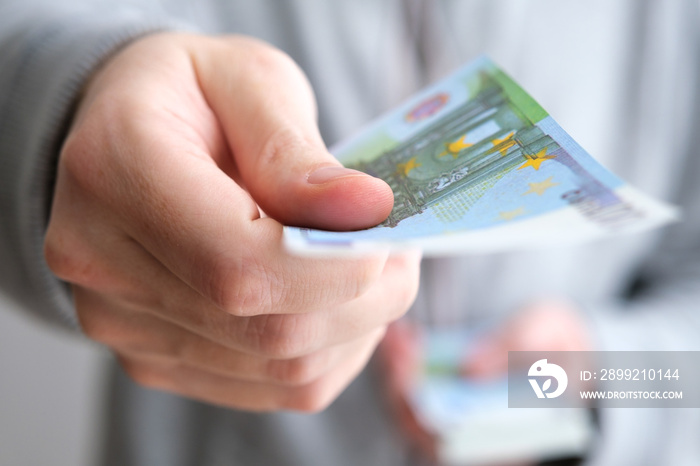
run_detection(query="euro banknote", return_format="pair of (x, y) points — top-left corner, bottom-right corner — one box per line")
(284, 57), (678, 256)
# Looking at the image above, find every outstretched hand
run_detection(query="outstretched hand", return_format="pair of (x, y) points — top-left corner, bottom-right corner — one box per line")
(45, 33), (421, 411)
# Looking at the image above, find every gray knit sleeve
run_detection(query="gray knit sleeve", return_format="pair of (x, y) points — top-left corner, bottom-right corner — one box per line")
(0, 2), (188, 331)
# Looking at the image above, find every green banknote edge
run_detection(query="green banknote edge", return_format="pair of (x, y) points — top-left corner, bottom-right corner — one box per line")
(336, 60), (548, 165)
(490, 68), (549, 124)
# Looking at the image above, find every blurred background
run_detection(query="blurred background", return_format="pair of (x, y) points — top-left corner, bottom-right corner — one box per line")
(0, 294), (104, 466)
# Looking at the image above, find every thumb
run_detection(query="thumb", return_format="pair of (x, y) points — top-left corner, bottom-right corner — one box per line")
(191, 36), (393, 231)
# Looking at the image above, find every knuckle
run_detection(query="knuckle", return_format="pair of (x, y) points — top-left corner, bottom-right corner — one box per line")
(246, 314), (314, 359)
(44, 231), (105, 288)
(75, 299), (157, 354)
(342, 255), (388, 301)
(206, 254), (281, 317)
(389, 257), (422, 321)
(60, 131), (91, 175)
(79, 312), (110, 343)
(205, 255), (247, 313)
(267, 353), (326, 387)
(43, 230), (76, 282)
(397, 280), (420, 319)
(59, 126), (106, 195)
(236, 38), (299, 78)
(78, 308), (126, 347)
(119, 357), (167, 389)
(283, 382), (335, 413)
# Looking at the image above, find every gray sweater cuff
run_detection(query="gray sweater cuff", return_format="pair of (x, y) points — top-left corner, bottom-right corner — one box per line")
(0, 10), (189, 332)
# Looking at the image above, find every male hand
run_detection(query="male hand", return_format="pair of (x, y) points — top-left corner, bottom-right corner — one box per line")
(44, 33), (421, 412)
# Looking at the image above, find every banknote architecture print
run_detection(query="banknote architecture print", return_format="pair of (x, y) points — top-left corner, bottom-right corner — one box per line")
(349, 72), (560, 227)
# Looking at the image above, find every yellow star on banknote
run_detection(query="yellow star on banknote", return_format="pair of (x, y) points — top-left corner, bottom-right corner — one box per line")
(498, 207), (526, 221)
(523, 176), (560, 196)
(396, 156), (422, 176)
(518, 148), (555, 171)
(491, 132), (516, 156)
(439, 133), (473, 159)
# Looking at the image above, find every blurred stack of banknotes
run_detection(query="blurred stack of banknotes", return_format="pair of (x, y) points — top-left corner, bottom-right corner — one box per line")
(410, 327), (593, 465)
(285, 58), (676, 464)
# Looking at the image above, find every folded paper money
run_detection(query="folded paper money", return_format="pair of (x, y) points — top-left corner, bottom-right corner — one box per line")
(284, 57), (678, 255)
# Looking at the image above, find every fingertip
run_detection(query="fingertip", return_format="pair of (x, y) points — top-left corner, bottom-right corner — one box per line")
(253, 164), (394, 231)
(299, 172), (394, 231)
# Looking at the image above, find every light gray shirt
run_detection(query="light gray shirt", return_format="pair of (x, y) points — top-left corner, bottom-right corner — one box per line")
(1, 1), (699, 464)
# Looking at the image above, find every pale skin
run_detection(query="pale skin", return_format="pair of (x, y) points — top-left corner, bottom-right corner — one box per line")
(44, 33), (421, 412)
(45, 32), (589, 414)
